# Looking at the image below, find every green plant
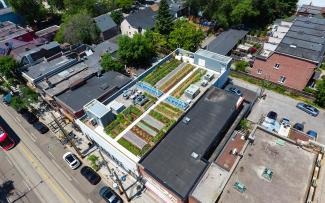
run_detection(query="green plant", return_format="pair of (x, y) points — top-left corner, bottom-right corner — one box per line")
(118, 138), (142, 156)
(87, 154), (100, 171)
(235, 61), (249, 72)
(239, 119), (250, 131)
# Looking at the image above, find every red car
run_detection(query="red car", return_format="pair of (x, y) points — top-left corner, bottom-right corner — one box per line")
(0, 126), (15, 150)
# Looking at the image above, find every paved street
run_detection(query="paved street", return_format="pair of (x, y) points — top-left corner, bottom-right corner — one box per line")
(0, 102), (104, 203)
(231, 77), (325, 144)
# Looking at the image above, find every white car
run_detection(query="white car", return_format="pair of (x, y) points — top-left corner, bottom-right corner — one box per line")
(63, 152), (81, 170)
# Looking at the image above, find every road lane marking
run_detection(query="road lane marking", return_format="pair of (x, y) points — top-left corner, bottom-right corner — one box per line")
(48, 151), (55, 158)
(19, 144), (72, 203)
(88, 199), (94, 203)
(30, 132), (37, 142)
(51, 159), (73, 181)
(24, 181), (31, 190)
(6, 157), (13, 166)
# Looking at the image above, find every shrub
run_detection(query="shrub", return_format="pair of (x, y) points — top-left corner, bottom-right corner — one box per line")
(235, 61), (249, 72)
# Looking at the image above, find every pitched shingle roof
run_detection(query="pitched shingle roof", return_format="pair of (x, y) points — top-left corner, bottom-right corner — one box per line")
(126, 7), (156, 29)
(94, 13), (117, 32)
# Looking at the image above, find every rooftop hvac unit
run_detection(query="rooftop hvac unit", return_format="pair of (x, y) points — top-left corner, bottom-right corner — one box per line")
(191, 152), (199, 159)
(232, 148), (238, 155)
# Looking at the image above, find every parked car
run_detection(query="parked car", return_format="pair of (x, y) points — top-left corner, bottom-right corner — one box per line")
(307, 130), (317, 139)
(99, 186), (123, 203)
(264, 111), (277, 124)
(293, 123), (304, 132)
(227, 87), (243, 96)
(122, 90), (132, 99)
(33, 122), (49, 134)
(280, 117), (290, 128)
(80, 166), (101, 185)
(63, 152), (81, 170)
(21, 111), (38, 124)
(296, 102), (319, 117)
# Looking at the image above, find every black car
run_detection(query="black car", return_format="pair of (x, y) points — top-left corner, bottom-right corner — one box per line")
(21, 111), (38, 124)
(33, 122), (49, 134)
(266, 111), (277, 120)
(80, 166), (101, 185)
(99, 186), (123, 203)
(293, 123), (304, 132)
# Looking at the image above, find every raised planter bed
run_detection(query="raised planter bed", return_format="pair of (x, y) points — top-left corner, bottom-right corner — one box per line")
(160, 64), (195, 93)
(142, 59), (181, 86)
(172, 69), (207, 98)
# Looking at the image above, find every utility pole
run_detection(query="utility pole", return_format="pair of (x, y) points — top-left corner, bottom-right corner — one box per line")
(96, 145), (130, 201)
(50, 112), (83, 158)
(113, 171), (131, 202)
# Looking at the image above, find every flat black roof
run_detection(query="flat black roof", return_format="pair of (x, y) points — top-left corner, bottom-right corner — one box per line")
(275, 16), (325, 63)
(140, 87), (240, 200)
(55, 71), (130, 113)
(206, 29), (248, 55)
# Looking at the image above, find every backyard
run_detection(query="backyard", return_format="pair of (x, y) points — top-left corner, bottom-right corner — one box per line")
(172, 68), (207, 98)
(104, 106), (143, 138)
(142, 58), (182, 86)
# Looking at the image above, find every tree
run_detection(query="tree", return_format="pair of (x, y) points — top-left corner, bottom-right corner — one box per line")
(168, 20), (205, 52)
(111, 10), (124, 25)
(144, 31), (168, 54)
(155, 0), (174, 35)
(116, 0), (133, 12)
(10, 96), (27, 111)
(8, 0), (46, 24)
(315, 79), (325, 108)
(100, 54), (124, 72)
(117, 33), (155, 67)
(0, 56), (18, 78)
(56, 12), (100, 44)
(48, 0), (65, 10)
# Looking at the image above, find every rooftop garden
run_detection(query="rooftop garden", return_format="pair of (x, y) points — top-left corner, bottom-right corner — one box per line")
(118, 138), (150, 157)
(142, 92), (158, 111)
(104, 106), (143, 138)
(142, 58), (181, 86)
(159, 64), (195, 93)
(172, 68), (207, 98)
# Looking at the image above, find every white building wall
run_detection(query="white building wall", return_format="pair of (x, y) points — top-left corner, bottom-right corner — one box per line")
(276, 25), (290, 33)
(268, 37), (282, 44)
(120, 19), (146, 38)
(76, 119), (139, 176)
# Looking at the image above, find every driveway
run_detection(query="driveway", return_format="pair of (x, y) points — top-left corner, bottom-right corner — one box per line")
(231, 77), (325, 144)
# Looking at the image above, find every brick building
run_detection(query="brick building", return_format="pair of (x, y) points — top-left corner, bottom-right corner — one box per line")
(250, 16), (325, 91)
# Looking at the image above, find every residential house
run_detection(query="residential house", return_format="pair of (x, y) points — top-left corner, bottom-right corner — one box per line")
(94, 13), (119, 41)
(249, 16), (325, 91)
(167, 0), (187, 18)
(121, 7), (156, 38)
(297, 4), (325, 18)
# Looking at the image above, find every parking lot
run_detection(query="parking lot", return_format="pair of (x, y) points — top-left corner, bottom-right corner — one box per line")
(247, 88), (325, 143)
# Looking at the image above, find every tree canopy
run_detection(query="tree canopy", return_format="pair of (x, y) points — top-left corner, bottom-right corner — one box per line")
(0, 56), (19, 78)
(315, 79), (325, 108)
(186, 0), (298, 28)
(101, 54), (124, 72)
(55, 12), (100, 44)
(168, 20), (205, 52)
(117, 33), (155, 67)
(8, 0), (47, 24)
(155, 0), (174, 35)
(111, 10), (124, 25)
(116, 0), (133, 12)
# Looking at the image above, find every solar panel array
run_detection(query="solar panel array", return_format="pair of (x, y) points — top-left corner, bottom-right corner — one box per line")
(137, 82), (163, 98)
(166, 96), (189, 110)
(275, 16), (325, 62)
